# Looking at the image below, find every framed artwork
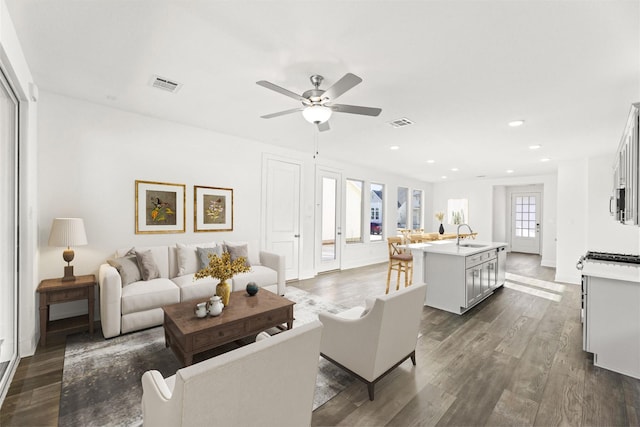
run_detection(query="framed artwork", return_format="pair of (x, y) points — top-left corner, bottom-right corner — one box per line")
(194, 186), (233, 232)
(135, 180), (185, 234)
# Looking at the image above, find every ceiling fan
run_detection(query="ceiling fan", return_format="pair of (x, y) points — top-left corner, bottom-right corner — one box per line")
(256, 73), (382, 132)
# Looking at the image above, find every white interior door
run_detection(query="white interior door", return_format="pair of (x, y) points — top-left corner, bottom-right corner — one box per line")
(316, 168), (342, 272)
(263, 157), (301, 280)
(511, 192), (541, 254)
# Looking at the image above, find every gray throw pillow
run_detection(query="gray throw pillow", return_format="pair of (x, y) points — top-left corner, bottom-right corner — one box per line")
(135, 250), (160, 281)
(196, 246), (223, 270)
(225, 244), (251, 267)
(107, 256), (141, 286)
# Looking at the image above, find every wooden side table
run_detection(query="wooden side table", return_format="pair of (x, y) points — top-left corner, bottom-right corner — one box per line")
(36, 274), (96, 346)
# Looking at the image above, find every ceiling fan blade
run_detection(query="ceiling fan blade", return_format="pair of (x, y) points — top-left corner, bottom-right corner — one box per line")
(329, 104), (382, 117)
(260, 107), (304, 119)
(256, 80), (307, 103)
(317, 121), (330, 132)
(321, 73), (362, 102)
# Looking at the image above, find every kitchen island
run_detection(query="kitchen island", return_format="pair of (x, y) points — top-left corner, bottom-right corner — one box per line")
(404, 240), (508, 314)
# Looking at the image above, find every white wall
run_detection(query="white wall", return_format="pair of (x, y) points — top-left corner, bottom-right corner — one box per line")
(554, 155), (640, 284)
(36, 91), (430, 325)
(432, 174), (558, 266)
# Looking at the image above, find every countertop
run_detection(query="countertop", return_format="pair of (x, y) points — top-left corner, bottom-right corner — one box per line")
(403, 240), (508, 256)
(581, 260), (640, 283)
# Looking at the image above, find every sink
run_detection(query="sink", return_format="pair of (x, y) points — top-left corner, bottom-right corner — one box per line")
(458, 243), (488, 248)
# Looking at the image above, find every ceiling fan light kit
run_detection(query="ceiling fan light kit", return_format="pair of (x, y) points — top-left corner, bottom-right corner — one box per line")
(257, 73), (382, 132)
(302, 105), (332, 123)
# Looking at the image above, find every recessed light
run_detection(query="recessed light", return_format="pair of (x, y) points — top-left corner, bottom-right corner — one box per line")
(390, 145), (400, 150)
(508, 120), (525, 127)
(540, 157), (550, 162)
(441, 175), (447, 179)
(506, 169), (514, 173)
(426, 159), (435, 164)
(529, 144), (541, 150)
(451, 168), (459, 172)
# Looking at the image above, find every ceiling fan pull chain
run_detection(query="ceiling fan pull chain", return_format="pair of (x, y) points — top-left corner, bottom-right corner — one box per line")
(313, 127), (319, 159)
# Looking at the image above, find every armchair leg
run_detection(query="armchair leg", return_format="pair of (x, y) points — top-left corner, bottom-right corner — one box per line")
(367, 383), (375, 401)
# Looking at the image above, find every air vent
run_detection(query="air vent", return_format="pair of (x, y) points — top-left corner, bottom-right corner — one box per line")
(150, 75), (182, 93)
(388, 117), (414, 128)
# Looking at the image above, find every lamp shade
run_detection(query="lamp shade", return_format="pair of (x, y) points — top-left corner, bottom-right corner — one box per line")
(48, 218), (88, 247)
(302, 105), (332, 124)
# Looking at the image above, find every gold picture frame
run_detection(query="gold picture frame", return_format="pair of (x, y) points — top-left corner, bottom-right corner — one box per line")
(194, 185), (233, 232)
(135, 180), (186, 234)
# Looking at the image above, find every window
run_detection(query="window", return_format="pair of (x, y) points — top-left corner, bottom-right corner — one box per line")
(411, 189), (423, 230)
(397, 187), (408, 229)
(447, 198), (468, 225)
(345, 179), (363, 243)
(370, 183), (384, 241)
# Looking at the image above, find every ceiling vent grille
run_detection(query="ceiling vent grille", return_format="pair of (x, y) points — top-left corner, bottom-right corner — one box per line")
(388, 117), (414, 128)
(150, 75), (182, 93)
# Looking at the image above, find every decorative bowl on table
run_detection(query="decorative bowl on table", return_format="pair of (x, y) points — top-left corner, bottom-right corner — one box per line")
(246, 282), (259, 296)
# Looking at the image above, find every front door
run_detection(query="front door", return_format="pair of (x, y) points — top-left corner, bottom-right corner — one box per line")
(316, 167), (342, 272)
(511, 192), (541, 254)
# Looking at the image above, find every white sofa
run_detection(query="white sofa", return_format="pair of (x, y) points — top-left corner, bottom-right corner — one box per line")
(141, 320), (323, 427)
(98, 241), (285, 338)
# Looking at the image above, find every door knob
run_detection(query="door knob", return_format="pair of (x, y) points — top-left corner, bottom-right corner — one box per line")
(294, 234), (300, 238)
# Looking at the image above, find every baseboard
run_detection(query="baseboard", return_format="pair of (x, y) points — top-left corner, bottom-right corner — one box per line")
(554, 274), (581, 285)
(541, 258), (556, 268)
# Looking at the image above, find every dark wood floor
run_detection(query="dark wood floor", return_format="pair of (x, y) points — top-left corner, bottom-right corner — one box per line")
(2, 253), (639, 426)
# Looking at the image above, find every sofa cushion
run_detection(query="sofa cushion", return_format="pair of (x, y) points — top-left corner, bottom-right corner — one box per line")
(196, 246), (223, 270)
(136, 250), (161, 281)
(225, 243), (251, 267)
(231, 266), (277, 291)
(224, 241), (260, 266)
(174, 242), (217, 277)
(117, 246), (170, 279)
(107, 255), (141, 286)
(121, 278), (180, 315)
(172, 274), (219, 302)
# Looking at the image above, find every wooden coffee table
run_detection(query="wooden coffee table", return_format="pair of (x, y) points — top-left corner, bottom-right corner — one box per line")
(163, 290), (295, 366)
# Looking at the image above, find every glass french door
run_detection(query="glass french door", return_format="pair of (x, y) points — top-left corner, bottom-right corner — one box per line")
(316, 168), (342, 272)
(0, 67), (19, 400)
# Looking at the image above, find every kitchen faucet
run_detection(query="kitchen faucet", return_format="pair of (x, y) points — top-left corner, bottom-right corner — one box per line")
(456, 223), (473, 245)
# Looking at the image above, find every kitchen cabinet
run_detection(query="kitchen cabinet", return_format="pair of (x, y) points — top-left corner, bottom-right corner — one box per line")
(465, 250), (497, 307)
(406, 241), (507, 315)
(581, 261), (640, 379)
(612, 102), (640, 224)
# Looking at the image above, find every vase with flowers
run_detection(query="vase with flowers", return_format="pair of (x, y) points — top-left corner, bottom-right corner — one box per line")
(435, 211), (445, 235)
(194, 251), (251, 306)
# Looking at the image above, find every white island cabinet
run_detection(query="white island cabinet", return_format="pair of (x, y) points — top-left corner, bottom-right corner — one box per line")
(581, 261), (640, 379)
(405, 241), (508, 315)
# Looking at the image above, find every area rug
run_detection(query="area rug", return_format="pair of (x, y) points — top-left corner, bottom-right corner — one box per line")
(59, 287), (355, 427)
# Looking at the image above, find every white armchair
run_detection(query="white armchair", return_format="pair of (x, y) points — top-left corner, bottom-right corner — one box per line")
(141, 321), (323, 427)
(318, 283), (427, 400)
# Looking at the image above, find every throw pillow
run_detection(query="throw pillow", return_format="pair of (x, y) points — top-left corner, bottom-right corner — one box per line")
(224, 241), (260, 265)
(107, 256), (141, 286)
(176, 246), (199, 276)
(225, 243), (251, 267)
(135, 250), (161, 281)
(196, 246), (223, 270)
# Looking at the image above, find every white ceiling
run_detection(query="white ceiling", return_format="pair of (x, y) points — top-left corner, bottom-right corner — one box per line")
(6, 0), (640, 182)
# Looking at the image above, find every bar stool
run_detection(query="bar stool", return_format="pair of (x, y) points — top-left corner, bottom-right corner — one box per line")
(386, 237), (413, 294)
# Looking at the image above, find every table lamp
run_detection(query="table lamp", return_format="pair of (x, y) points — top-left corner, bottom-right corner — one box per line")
(48, 218), (88, 281)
